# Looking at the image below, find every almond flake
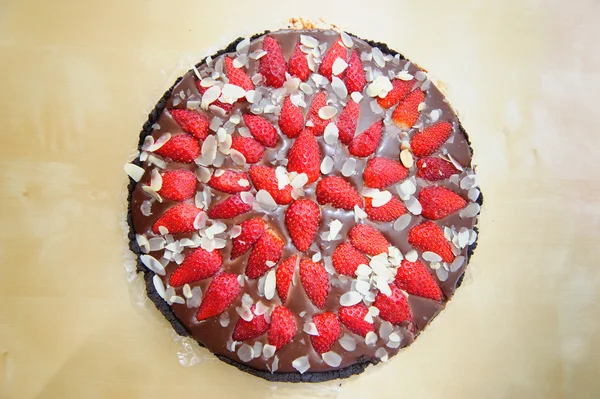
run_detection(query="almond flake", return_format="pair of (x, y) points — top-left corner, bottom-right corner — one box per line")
(339, 334), (356, 351)
(468, 188), (480, 201)
(328, 219), (343, 241)
(371, 190), (392, 207)
(322, 351), (342, 367)
(236, 38), (250, 54)
(350, 91), (363, 103)
(396, 70), (414, 81)
(405, 249), (418, 262)
(230, 149), (247, 165)
(140, 254), (165, 275)
(245, 90), (261, 104)
(400, 149), (414, 168)
(340, 291), (363, 306)
(237, 344), (254, 362)
(300, 35), (319, 48)
(146, 154), (167, 169)
(372, 47), (385, 67)
(375, 347), (389, 362)
(320, 156), (334, 174)
(236, 305), (254, 322)
(290, 173), (309, 189)
(124, 163), (145, 181)
(342, 158), (357, 177)
(332, 58), (348, 76)
(201, 85), (221, 110)
(436, 266), (449, 282)
(366, 75), (393, 98)
(263, 344), (276, 359)
(303, 322), (319, 336)
(365, 331), (378, 346)
(254, 301), (269, 316)
(219, 312), (230, 327)
(264, 269), (276, 300)
(396, 180), (416, 200)
(459, 202), (481, 218)
(157, 226), (169, 235)
(331, 76), (348, 98)
(353, 205), (367, 222)
(311, 74), (328, 87)
(405, 196), (422, 215)
(299, 82), (314, 95)
(152, 275), (166, 299)
(393, 214), (412, 231)
(318, 106), (338, 120)
(340, 31), (354, 48)
(249, 49), (267, 60)
(292, 356), (310, 374)
(460, 174), (479, 190)
(193, 211), (207, 230)
(422, 251), (443, 262)
(233, 55), (248, 69)
(221, 84), (247, 103)
(323, 123), (339, 145)
(238, 179), (249, 187)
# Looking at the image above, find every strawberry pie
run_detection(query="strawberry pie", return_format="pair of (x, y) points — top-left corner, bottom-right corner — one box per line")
(125, 27), (482, 382)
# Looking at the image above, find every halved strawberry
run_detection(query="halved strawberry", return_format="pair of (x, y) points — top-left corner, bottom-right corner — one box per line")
(169, 109), (210, 140)
(348, 224), (390, 256)
(339, 304), (374, 337)
(169, 247), (223, 287)
(287, 130), (321, 184)
(377, 78), (416, 109)
(245, 230), (284, 279)
(288, 41), (311, 82)
(408, 221), (455, 262)
(316, 176), (362, 210)
(310, 312), (341, 354)
(392, 89), (425, 129)
(196, 273), (242, 321)
(268, 306), (296, 349)
(285, 199), (321, 252)
(319, 39), (347, 81)
(206, 194), (252, 219)
(276, 256), (298, 303)
(419, 186), (467, 220)
(224, 57), (254, 91)
(336, 100), (359, 145)
(152, 203), (200, 234)
(230, 137), (265, 164)
(231, 218), (267, 260)
(363, 157), (408, 189)
(373, 284), (412, 325)
(243, 114), (279, 148)
(299, 258), (329, 309)
(195, 80), (233, 113)
(332, 243), (369, 276)
(232, 305), (270, 341)
(306, 91), (328, 136)
(410, 121), (453, 157)
(348, 120), (383, 157)
(154, 134), (200, 163)
(279, 96), (304, 138)
(157, 169), (197, 201)
(395, 260), (443, 301)
(416, 157), (460, 181)
(248, 165), (293, 205)
(207, 170), (251, 194)
(260, 36), (287, 88)
(364, 195), (407, 222)
(344, 50), (366, 93)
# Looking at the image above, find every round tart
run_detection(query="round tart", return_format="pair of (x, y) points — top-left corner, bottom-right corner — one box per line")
(125, 27), (482, 382)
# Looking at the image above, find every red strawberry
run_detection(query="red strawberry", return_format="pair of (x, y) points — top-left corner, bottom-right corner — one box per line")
(152, 203), (200, 234)
(268, 306), (296, 349)
(416, 157), (460, 181)
(157, 169), (197, 201)
(348, 120), (383, 157)
(392, 89), (425, 129)
(310, 312), (341, 354)
(344, 50), (366, 93)
(206, 194), (252, 219)
(243, 114), (279, 148)
(332, 243), (369, 276)
(377, 78), (416, 109)
(408, 221), (455, 262)
(336, 100), (359, 145)
(248, 165), (294, 205)
(245, 230), (284, 279)
(169, 247), (223, 287)
(231, 218), (267, 260)
(224, 57), (254, 91)
(288, 41), (311, 82)
(279, 96), (304, 138)
(169, 109), (209, 140)
(364, 196), (407, 222)
(195, 80), (233, 113)
(411, 121), (453, 157)
(287, 130), (321, 184)
(285, 199), (321, 252)
(259, 36), (287, 88)
(306, 91), (328, 136)
(316, 176), (362, 210)
(230, 137), (265, 164)
(339, 304), (374, 337)
(299, 259), (329, 309)
(363, 157), (409, 189)
(419, 186), (467, 220)
(395, 260), (443, 301)
(348, 224), (390, 256)
(232, 305), (270, 341)
(276, 256), (298, 303)
(373, 284), (412, 325)
(319, 39), (347, 81)
(196, 273), (242, 321)
(207, 170), (251, 194)
(154, 134), (200, 163)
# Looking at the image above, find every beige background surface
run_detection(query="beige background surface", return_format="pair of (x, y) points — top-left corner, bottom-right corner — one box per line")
(1, 0), (599, 398)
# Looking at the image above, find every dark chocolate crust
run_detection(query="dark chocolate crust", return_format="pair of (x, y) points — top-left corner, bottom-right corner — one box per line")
(126, 29), (483, 383)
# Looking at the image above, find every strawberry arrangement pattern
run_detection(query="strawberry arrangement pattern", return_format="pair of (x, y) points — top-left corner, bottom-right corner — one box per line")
(125, 28), (482, 382)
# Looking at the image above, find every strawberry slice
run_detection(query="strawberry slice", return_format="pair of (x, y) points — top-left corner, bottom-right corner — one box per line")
(279, 96), (304, 138)
(195, 80), (233, 113)
(339, 304), (374, 337)
(348, 224), (390, 256)
(416, 157), (460, 181)
(156, 169), (197, 202)
(419, 186), (467, 220)
(344, 50), (366, 93)
(276, 256), (298, 303)
(319, 39), (347, 81)
(310, 312), (341, 354)
(392, 89), (425, 129)
(287, 130), (321, 184)
(348, 120), (383, 157)
(410, 121), (453, 157)
(196, 273), (242, 321)
(373, 284), (412, 325)
(259, 36), (287, 88)
(224, 57), (254, 91)
(169, 247), (223, 287)
(243, 114), (279, 148)
(154, 134), (200, 163)
(316, 176), (362, 210)
(232, 305), (270, 341)
(395, 260), (443, 301)
(248, 165), (293, 205)
(231, 218), (267, 260)
(377, 78), (416, 109)
(299, 259), (329, 309)
(408, 221), (455, 262)
(288, 41), (311, 82)
(245, 230), (284, 279)
(364, 196), (407, 222)
(306, 91), (329, 136)
(332, 242), (369, 276)
(169, 109), (210, 140)
(206, 194), (252, 219)
(230, 137), (265, 164)
(152, 203), (200, 234)
(363, 157), (409, 189)
(268, 306), (296, 349)
(285, 199), (321, 252)
(336, 100), (359, 145)
(207, 170), (251, 194)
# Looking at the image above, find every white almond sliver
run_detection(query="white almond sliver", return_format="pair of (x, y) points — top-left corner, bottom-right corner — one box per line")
(230, 149), (246, 166)
(365, 331), (378, 346)
(264, 269), (276, 300)
(322, 351), (342, 367)
(340, 31), (354, 48)
(124, 163), (145, 182)
(340, 291), (363, 306)
(460, 202), (481, 218)
(339, 334), (357, 351)
(303, 322), (319, 336)
(300, 35), (319, 48)
(237, 344), (254, 363)
(371, 190), (392, 207)
(140, 255), (165, 275)
(353, 205), (367, 222)
(331, 76), (348, 99)
(292, 356), (310, 374)
(152, 275), (166, 299)
(332, 58), (348, 76)
(320, 156), (334, 175)
(422, 251), (443, 262)
(318, 106), (338, 120)
(405, 249), (418, 262)
(405, 196), (422, 215)
(323, 123), (340, 145)
(350, 91), (363, 103)
(342, 158), (357, 177)
(263, 344), (276, 359)
(201, 85), (221, 110)
(393, 214), (412, 231)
